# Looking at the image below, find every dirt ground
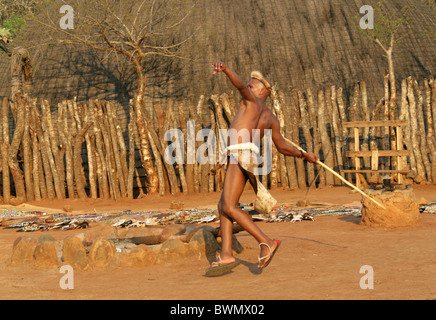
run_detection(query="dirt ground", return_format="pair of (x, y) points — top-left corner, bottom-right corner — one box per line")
(0, 184), (435, 300)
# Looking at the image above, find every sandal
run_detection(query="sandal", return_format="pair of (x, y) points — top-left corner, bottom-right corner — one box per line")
(258, 239), (281, 269)
(205, 256), (241, 277)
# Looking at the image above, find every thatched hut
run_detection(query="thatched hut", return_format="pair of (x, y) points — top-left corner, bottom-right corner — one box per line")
(0, 0), (434, 109)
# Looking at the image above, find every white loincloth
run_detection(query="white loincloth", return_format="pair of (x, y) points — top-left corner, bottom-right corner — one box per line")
(225, 143), (277, 215)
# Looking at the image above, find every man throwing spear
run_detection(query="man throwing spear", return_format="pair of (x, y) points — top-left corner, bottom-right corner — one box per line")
(206, 62), (318, 276)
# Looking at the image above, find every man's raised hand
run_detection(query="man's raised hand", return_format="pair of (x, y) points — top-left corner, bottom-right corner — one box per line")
(212, 62), (226, 74)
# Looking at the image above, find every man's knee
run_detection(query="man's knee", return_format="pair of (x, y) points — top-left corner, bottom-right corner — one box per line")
(220, 200), (237, 216)
(218, 200), (223, 213)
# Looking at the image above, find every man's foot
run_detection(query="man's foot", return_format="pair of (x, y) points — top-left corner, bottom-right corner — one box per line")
(257, 239), (281, 269)
(205, 256), (241, 277)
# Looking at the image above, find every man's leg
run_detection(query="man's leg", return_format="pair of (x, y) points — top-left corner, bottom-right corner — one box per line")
(217, 163), (278, 268)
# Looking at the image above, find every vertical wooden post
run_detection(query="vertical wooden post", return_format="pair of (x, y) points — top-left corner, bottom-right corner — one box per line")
(412, 79), (431, 182)
(407, 77), (426, 181)
(1, 97), (10, 204)
(354, 127), (361, 189)
(317, 90), (334, 186)
(9, 94), (26, 202)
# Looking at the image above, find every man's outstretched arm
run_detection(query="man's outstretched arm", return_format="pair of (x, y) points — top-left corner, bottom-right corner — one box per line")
(212, 62), (255, 102)
(271, 116), (318, 163)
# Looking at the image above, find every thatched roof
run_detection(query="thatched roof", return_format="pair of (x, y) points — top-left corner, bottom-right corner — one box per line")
(0, 0), (435, 110)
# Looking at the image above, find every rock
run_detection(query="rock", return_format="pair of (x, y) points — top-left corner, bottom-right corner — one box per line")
(158, 238), (191, 264)
(84, 224), (118, 246)
(119, 227), (163, 245)
(361, 187), (421, 228)
(417, 197), (429, 205)
(413, 175), (426, 184)
(170, 200), (184, 209)
(63, 205), (73, 212)
(10, 236), (38, 266)
(114, 245), (158, 268)
(10, 197), (24, 206)
(189, 228), (219, 261)
(160, 224), (186, 242)
(296, 199), (310, 207)
(367, 174), (380, 185)
(62, 236), (89, 269)
(231, 235), (244, 254)
(38, 234), (56, 243)
(34, 240), (60, 270)
(121, 226), (163, 238)
(72, 249), (91, 271)
(88, 239), (116, 268)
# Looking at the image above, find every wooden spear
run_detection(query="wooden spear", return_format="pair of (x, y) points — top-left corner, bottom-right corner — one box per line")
(284, 137), (387, 209)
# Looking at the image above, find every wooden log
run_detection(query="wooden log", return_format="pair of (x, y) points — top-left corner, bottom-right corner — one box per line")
(29, 98), (42, 200)
(348, 84), (366, 185)
(325, 86), (341, 185)
(35, 102), (54, 200)
(41, 99), (64, 200)
(56, 101), (66, 195)
(359, 81), (371, 170)
(336, 87), (350, 182)
(383, 71), (390, 164)
(130, 102), (146, 198)
(317, 90), (334, 185)
(291, 90), (306, 188)
(169, 104), (188, 195)
(1, 97), (10, 203)
(297, 90), (315, 186)
(111, 101), (129, 190)
(9, 94), (26, 202)
(105, 101), (126, 197)
(153, 102), (180, 195)
(98, 101), (120, 200)
(307, 88), (325, 187)
(367, 98), (385, 183)
(151, 102), (170, 194)
(432, 78), (436, 136)
(22, 95), (33, 201)
(191, 95), (205, 193)
(406, 77), (426, 181)
(71, 98), (89, 200)
(426, 79), (436, 183)
(81, 103), (97, 199)
(177, 102), (193, 195)
(127, 109), (135, 199)
(220, 93), (235, 123)
(412, 79), (431, 182)
(197, 97), (211, 193)
(44, 99), (65, 198)
(279, 92), (297, 189)
(133, 94), (159, 194)
(271, 87), (289, 189)
(209, 104), (216, 192)
(399, 80), (416, 178)
(92, 101), (109, 199)
(210, 96), (227, 191)
(61, 101), (75, 198)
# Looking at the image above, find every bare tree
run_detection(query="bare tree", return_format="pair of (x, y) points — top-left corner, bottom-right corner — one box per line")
(357, 1), (414, 113)
(34, 0), (198, 193)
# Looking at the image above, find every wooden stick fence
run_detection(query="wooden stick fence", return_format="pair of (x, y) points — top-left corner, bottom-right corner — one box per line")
(0, 75), (435, 203)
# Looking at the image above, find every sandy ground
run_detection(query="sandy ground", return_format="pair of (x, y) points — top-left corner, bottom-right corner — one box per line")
(0, 184), (435, 300)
